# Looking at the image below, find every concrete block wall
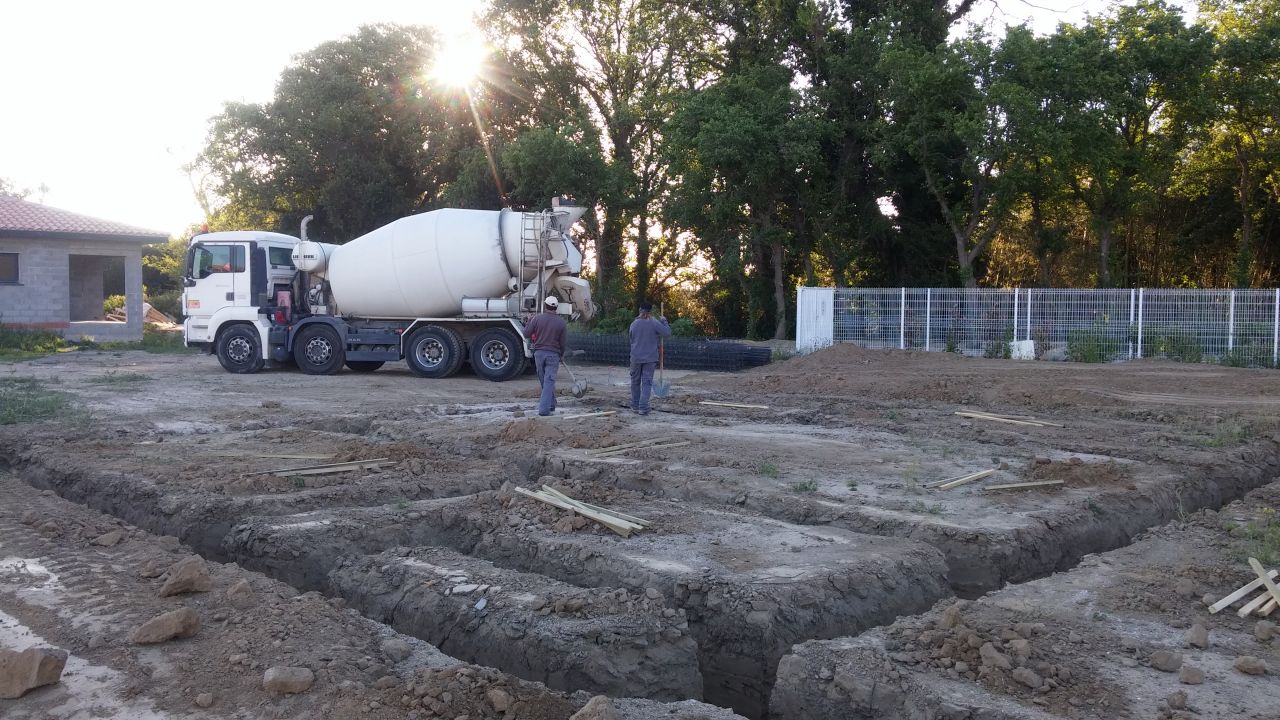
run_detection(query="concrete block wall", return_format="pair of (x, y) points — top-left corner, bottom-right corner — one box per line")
(0, 235), (146, 342)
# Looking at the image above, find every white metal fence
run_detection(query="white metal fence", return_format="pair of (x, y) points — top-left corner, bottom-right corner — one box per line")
(796, 287), (1280, 367)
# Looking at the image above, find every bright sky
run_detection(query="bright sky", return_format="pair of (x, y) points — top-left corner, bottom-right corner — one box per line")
(0, 0), (1184, 239)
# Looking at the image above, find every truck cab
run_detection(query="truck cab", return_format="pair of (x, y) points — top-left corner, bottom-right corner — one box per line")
(182, 231), (299, 372)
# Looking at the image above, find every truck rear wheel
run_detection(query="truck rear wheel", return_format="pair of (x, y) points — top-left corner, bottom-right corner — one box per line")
(345, 360), (384, 372)
(216, 324), (265, 374)
(294, 324), (345, 375)
(470, 328), (525, 382)
(405, 325), (463, 378)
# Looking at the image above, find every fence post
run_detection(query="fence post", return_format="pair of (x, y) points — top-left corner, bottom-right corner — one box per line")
(1136, 288), (1144, 359)
(899, 287), (906, 350)
(1228, 290), (1236, 352)
(1026, 289), (1032, 342)
(1128, 289), (1136, 359)
(925, 288), (932, 352)
(1274, 288), (1279, 367)
(1012, 288), (1019, 343)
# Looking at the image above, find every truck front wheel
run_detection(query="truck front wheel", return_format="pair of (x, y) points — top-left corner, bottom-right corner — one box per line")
(294, 324), (345, 375)
(405, 326), (463, 378)
(216, 325), (265, 374)
(470, 328), (526, 382)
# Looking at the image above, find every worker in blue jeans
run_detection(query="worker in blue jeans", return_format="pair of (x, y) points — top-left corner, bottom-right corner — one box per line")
(628, 302), (670, 415)
(524, 296), (568, 416)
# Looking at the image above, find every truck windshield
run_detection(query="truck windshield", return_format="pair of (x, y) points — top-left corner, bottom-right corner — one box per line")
(190, 245), (245, 279)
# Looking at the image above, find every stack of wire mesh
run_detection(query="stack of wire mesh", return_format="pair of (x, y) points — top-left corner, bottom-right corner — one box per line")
(566, 333), (772, 372)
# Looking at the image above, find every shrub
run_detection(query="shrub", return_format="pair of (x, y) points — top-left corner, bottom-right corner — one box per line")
(0, 323), (70, 360)
(0, 377), (69, 424)
(1031, 329), (1049, 360)
(103, 294), (125, 316)
(669, 317), (698, 337)
(1220, 344), (1273, 369)
(1066, 329), (1122, 363)
(148, 289), (184, 321)
(983, 330), (1013, 359)
(1153, 331), (1203, 364)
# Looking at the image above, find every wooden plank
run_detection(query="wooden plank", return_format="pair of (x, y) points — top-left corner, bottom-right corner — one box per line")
(936, 469), (996, 490)
(513, 487), (636, 537)
(954, 411), (1047, 428)
(247, 458), (391, 476)
(699, 401), (769, 410)
(257, 454), (333, 460)
(924, 472), (973, 489)
(560, 411), (616, 420)
(1238, 590), (1272, 618)
(586, 437), (677, 456)
(961, 410), (1064, 428)
(982, 480), (1065, 491)
(541, 486), (653, 527)
(1260, 598), (1278, 617)
(275, 461), (395, 478)
(1248, 557), (1280, 610)
(1209, 568), (1280, 613)
(592, 440), (691, 458)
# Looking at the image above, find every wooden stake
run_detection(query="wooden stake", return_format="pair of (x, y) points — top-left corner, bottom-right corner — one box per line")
(592, 441), (691, 458)
(934, 469), (996, 490)
(960, 410), (1064, 427)
(560, 411), (616, 420)
(1209, 568), (1280, 613)
(1260, 598), (1278, 616)
(1238, 590), (1273, 618)
(982, 480), (1065, 491)
(247, 458), (392, 476)
(514, 486), (639, 537)
(955, 411), (1047, 428)
(540, 485), (652, 527)
(256, 454), (333, 460)
(1248, 557), (1280, 609)
(586, 437), (677, 455)
(700, 401), (769, 410)
(275, 461), (395, 478)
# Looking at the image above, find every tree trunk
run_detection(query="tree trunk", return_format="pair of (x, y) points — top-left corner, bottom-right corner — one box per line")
(772, 241), (787, 340)
(1096, 223), (1113, 288)
(634, 213), (650, 309)
(1233, 139), (1255, 288)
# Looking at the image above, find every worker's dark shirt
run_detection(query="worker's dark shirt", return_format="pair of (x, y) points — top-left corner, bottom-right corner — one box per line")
(525, 311), (568, 355)
(628, 316), (671, 364)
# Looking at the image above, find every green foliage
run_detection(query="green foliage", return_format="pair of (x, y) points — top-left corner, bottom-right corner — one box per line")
(668, 318), (698, 337)
(1201, 420), (1249, 447)
(944, 333), (961, 354)
(1150, 330), (1203, 363)
(1238, 507), (1280, 567)
(1066, 329), (1123, 363)
(790, 480), (817, 493)
(984, 330), (1014, 359)
(590, 307), (637, 335)
(845, 479), (858, 491)
(87, 371), (151, 385)
(0, 377), (69, 424)
(102, 295), (125, 316)
(1219, 344), (1274, 368)
(1031, 329), (1050, 360)
(757, 461), (782, 478)
(148, 290), (183, 321)
(0, 324), (70, 361)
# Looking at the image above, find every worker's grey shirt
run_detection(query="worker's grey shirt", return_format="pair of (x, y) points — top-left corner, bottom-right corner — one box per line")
(628, 316), (671, 364)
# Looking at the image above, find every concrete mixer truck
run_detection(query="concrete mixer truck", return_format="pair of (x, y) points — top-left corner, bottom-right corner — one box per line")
(181, 197), (595, 381)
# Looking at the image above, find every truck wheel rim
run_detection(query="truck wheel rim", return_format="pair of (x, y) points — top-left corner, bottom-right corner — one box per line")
(417, 339), (444, 367)
(227, 337), (252, 363)
(304, 337), (332, 365)
(479, 340), (509, 370)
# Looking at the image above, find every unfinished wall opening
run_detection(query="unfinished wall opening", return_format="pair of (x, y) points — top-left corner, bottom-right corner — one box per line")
(69, 254), (126, 322)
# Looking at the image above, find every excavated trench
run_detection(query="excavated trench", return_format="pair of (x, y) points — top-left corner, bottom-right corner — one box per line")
(5, 434), (1280, 718)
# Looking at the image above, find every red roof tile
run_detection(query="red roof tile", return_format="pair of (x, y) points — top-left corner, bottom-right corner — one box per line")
(0, 195), (169, 241)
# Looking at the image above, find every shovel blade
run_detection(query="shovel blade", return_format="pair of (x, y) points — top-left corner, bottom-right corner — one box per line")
(572, 381), (588, 398)
(652, 382), (671, 398)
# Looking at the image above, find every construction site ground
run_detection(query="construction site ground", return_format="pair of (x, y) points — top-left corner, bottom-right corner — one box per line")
(2, 344), (1279, 718)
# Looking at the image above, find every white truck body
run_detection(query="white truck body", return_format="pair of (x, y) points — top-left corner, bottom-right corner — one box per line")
(182, 199), (594, 381)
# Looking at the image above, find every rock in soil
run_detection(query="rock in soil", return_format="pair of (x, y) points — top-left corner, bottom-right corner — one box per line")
(194, 692), (214, 707)
(1233, 656), (1268, 675)
(1185, 623), (1208, 649)
(263, 666), (315, 693)
(1257, 620), (1277, 642)
(380, 637), (412, 663)
(571, 695), (622, 720)
(1150, 650), (1183, 672)
(130, 607), (200, 644)
(1178, 665), (1205, 685)
(92, 529), (124, 546)
(0, 647), (68, 699)
(224, 578), (256, 609)
(158, 555), (212, 596)
(1167, 690), (1187, 710)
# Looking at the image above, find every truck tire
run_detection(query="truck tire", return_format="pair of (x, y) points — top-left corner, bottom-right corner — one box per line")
(345, 360), (384, 372)
(216, 324), (265, 374)
(405, 325), (463, 378)
(470, 328), (525, 382)
(294, 324), (345, 375)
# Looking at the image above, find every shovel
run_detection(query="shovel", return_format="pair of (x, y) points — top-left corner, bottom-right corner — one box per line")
(561, 356), (588, 398)
(653, 303), (671, 398)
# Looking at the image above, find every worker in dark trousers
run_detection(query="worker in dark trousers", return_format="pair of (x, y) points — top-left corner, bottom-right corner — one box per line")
(524, 296), (568, 416)
(628, 302), (671, 415)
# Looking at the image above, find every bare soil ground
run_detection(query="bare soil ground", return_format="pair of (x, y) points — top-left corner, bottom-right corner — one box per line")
(2, 345), (1280, 718)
